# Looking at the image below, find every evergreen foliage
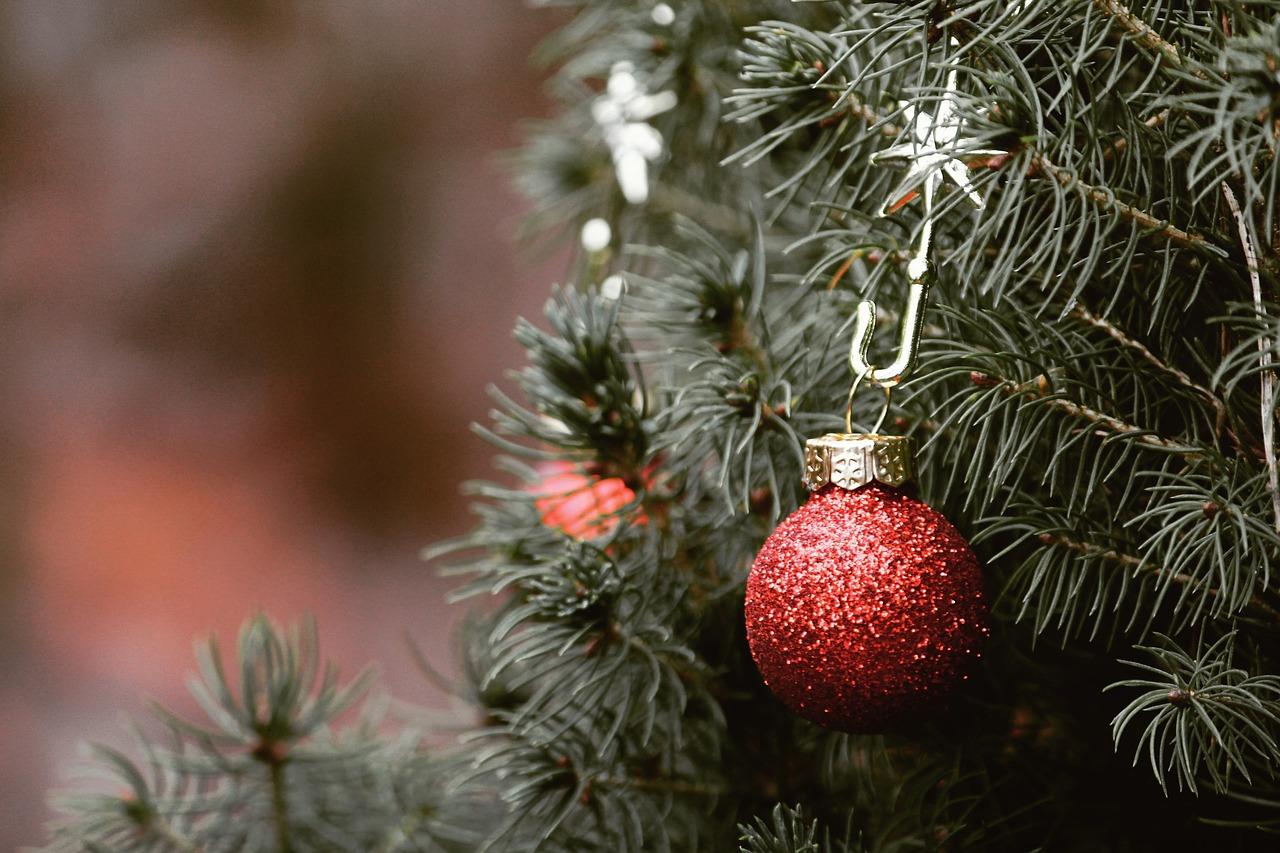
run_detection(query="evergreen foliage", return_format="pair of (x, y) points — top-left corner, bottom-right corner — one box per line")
(41, 0), (1280, 849)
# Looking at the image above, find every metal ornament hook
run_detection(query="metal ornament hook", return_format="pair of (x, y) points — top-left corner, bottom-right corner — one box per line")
(848, 275), (932, 387)
(845, 177), (936, 429)
(842, 50), (994, 436)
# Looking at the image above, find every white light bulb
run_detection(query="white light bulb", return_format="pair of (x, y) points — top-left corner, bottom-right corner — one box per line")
(580, 218), (612, 252)
(652, 3), (675, 25)
(601, 275), (625, 300)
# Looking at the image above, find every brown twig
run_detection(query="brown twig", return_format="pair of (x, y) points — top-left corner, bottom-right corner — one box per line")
(1105, 109), (1171, 160)
(1033, 154), (1212, 251)
(1222, 182), (1280, 531)
(1038, 531), (1280, 622)
(594, 773), (728, 797)
(1091, 0), (1191, 72)
(825, 248), (908, 291)
(976, 371), (1197, 453)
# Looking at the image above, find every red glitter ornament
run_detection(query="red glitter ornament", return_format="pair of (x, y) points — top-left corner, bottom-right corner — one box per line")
(745, 435), (987, 732)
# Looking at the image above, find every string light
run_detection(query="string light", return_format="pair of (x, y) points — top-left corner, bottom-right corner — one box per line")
(592, 62), (676, 204)
(580, 218), (612, 252)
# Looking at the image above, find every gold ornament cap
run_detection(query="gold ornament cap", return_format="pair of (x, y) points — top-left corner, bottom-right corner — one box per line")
(803, 433), (914, 491)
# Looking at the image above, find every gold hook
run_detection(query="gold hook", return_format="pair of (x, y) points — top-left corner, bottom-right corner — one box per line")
(848, 275), (932, 389)
(843, 166), (938, 433)
(847, 170), (936, 411)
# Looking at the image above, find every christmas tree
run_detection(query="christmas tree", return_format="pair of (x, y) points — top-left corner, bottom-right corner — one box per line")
(41, 0), (1280, 850)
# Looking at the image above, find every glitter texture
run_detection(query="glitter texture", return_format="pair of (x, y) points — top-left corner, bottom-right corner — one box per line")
(745, 483), (988, 732)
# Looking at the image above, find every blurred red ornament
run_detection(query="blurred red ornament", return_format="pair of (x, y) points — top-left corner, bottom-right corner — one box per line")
(534, 462), (640, 540)
(745, 435), (987, 733)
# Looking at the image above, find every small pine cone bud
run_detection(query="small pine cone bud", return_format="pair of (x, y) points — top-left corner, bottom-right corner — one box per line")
(252, 741), (287, 765)
(1202, 501), (1220, 518)
(970, 371), (999, 388)
(1035, 374), (1051, 394)
(981, 152), (1014, 170)
(749, 487), (772, 513)
(1167, 688), (1193, 708)
(1037, 532), (1055, 545)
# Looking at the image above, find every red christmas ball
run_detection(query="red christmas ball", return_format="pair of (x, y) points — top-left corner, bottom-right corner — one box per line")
(745, 482), (988, 732)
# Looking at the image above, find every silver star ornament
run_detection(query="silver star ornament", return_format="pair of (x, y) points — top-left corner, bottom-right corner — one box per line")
(871, 68), (1001, 217)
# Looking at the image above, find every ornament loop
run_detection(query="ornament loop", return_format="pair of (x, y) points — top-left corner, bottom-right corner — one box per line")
(844, 370), (893, 435)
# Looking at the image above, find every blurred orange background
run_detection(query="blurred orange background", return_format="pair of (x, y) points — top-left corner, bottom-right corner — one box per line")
(0, 3), (559, 846)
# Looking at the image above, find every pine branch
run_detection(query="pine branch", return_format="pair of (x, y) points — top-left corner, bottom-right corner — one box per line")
(1109, 633), (1280, 795)
(1037, 531), (1280, 624)
(1091, 0), (1187, 71)
(1031, 153), (1217, 253)
(970, 368), (1197, 454)
(1069, 305), (1242, 452)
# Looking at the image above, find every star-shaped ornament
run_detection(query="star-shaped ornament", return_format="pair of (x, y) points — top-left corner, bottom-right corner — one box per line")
(872, 69), (1002, 217)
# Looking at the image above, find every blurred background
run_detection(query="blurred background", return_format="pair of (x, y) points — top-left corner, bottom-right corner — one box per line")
(0, 2), (561, 845)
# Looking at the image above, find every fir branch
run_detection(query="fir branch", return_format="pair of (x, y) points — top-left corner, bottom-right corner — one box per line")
(1069, 306), (1216, 411)
(1069, 305), (1241, 451)
(738, 804), (820, 853)
(1091, 0), (1186, 71)
(594, 773), (728, 798)
(42, 617), (393, 852)
(43, 2), (1280, 848)
(1109, 633), (1280, 795)
(825, 247), (909, 291)
(148, 817), (207, 853)
(1031, 153), (1217, 253)
(972, 369), (1197, 454)
(1128, 464), (1280, 625)
(651, 184), (755, 237)
(840, 91), (901, 138)
(1036, 531), (1280, 624)
(1037, 531), (1192, 587)
(1104, 109), (1171, 160)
